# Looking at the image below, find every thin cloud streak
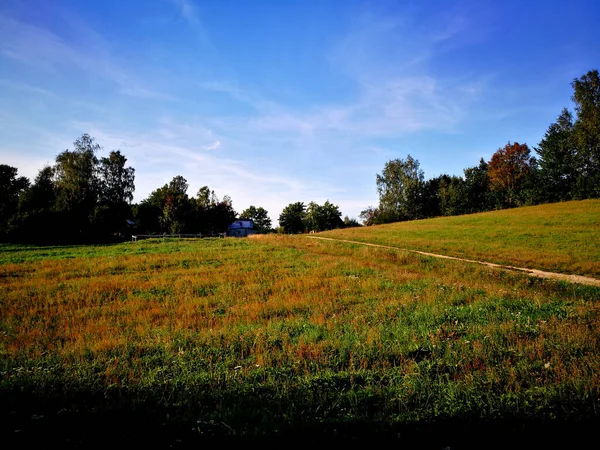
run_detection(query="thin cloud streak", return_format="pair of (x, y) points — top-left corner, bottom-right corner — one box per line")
(61, 120), (335, 223)
(206, 75), (480, 138)
(172, 0), (201, 26)
(0, 13), (172, 100)
(202, 141), (221, 151)
(191, 3), (484, 140)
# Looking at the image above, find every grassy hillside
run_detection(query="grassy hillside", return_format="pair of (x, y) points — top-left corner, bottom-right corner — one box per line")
(2, 236), (600, 446)
(321, 199), (600, 278)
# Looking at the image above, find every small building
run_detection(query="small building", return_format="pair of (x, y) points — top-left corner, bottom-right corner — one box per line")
(227, 219), (257, 237)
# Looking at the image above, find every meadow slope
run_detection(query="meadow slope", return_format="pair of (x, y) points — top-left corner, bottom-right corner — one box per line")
(321, 199), (600, 278)
(1, 235), (600, 447)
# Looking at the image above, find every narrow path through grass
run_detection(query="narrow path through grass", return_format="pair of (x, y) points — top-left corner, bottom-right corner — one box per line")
(307, 235), (600, 287)
(321, 200), (600, 278)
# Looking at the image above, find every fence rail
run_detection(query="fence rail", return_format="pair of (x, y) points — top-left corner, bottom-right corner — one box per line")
(132, 233), (226, 242)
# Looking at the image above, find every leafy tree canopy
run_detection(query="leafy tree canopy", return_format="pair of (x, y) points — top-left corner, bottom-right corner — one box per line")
(571, 69), (600, 197)
(305, 200), (343, 232)
(488, 142), (536, 207)
(343, 216), (361, 228)
(240, 205), (272, 233)
(0, 165), (29, 234)
(376, 155), (425, 222)
(98, 150), (135, 205)
(279, 202), (306, 234)
(54, 133), (100, 214)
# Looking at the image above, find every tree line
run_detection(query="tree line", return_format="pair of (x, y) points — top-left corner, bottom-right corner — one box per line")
(1, 134), (138, 244)
(0, 148), (270, 243)
(362, 69), (600, 225)
(277, 200), (360, 234)
(1, 140), (354, 243)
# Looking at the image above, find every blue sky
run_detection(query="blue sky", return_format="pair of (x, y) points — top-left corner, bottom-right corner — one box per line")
(1, 0), (599, 224)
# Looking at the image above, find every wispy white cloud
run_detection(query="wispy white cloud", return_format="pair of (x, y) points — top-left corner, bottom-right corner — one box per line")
(154, 117), (219, 148)
(208, 75), (478, 139)
(0, 13), (172, 100)
(171, 0), (200, 26)
(430, 15), (468, 43)
(198, 80), (282, 113)
(109, 74), (175, 101)
(0, 78), (54, 97)
(251, 114), (316, 135)
(202, 141), (221, 151)
(191, 2), (483, 141)
(168, 0), (227, 78)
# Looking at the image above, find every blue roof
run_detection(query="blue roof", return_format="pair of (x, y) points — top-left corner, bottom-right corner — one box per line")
(228, 219), (254, 229)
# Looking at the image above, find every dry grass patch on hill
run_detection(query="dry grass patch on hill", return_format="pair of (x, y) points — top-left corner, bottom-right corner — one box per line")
(322, 199), (600, 278)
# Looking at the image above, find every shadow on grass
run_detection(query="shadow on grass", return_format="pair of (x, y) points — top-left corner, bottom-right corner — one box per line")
(0, 241), (126, 252)
(2, 388), (597, 450)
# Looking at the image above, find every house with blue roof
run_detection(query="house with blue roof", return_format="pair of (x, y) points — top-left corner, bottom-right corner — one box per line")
(227, 219), (257, 237)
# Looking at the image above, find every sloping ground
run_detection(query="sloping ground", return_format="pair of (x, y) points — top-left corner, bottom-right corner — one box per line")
(320, 199), (600, 278)
(308, 236), (600, 287)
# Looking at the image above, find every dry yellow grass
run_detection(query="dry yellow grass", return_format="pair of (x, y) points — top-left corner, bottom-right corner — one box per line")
(322, 199), (600, 277)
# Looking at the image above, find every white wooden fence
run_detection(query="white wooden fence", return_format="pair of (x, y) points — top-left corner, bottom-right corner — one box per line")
(131, 233), (226, 242)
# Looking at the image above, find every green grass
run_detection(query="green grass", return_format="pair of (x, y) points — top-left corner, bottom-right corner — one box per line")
(2, 234), (600, 445)
(0, 237), (234, 264)
(321, 199), (600, 278)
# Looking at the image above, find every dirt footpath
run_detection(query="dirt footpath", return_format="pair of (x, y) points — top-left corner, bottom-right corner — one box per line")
(307, 236), (600, 287)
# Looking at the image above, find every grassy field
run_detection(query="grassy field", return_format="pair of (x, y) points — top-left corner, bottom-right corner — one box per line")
(322, 199), (600, 278)
(1, 229), (600, 447)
